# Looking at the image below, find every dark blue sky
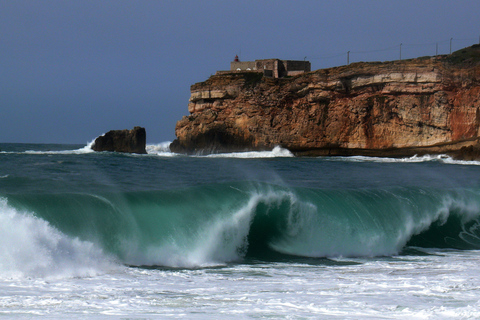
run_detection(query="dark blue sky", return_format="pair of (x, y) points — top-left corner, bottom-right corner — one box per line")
(1, 0), (479, 144)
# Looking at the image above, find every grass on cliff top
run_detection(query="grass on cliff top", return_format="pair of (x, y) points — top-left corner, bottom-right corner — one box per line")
(311, 45), (480, 75)
(446, 44), (480, 65)
(240, 72), (264, 86)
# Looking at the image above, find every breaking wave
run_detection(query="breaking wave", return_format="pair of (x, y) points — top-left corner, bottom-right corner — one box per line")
(203, 146), (294, 158)
(145, 143), (294, 158)
(332, 154), (480, 166)
(0, 198), (117, 279)
(2, 182), (480, 274)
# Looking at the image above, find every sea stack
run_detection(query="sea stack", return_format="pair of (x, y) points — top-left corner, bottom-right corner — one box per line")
(171, 45), (480, 159)
(92, 126), (147, 154)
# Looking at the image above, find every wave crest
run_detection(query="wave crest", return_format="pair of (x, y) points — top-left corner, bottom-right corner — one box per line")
(0, 198), (116, 279)
(3, 184), (480, 271)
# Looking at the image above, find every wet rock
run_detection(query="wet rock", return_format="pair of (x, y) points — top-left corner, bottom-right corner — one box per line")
(92, 127), (147, 154)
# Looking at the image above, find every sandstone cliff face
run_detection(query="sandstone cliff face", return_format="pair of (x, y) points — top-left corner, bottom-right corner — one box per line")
(171, 46), (480, 158)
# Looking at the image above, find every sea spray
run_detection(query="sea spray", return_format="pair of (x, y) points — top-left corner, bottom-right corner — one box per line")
(146, 142), (176, 156)
(140, 194), (260, 267)
(203, 146), (294, 159)
(0, 198), (116, 279)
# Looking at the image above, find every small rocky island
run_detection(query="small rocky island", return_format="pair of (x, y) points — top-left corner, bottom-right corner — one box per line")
(170, 45), (480, 159)
(92, 126), (147, 154)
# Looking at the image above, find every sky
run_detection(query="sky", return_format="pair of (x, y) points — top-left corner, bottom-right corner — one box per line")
(1, 0), (480, 144)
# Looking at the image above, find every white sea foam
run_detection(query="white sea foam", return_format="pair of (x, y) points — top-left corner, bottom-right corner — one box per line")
(204, 146), (294, 158)
(331, 154), (480, 166)
(75, 138), (97, 153)
(145, 141), (178, 157)
(22, 139), (97, 155)
(3, 243), (480, 318)
(0, 198), (117, 279)
(441, 156), (480, 166)
(333, 154), (448, 163)
(145, 144), (294, 158)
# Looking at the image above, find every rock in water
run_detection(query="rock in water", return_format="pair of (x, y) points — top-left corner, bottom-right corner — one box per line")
(92, 127), (147, 154)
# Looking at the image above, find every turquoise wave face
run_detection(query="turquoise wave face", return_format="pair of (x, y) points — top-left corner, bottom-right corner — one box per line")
(4, 182), (480, 268)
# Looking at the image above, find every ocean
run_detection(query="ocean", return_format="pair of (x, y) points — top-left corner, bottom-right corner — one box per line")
(1, 142), (480, 319)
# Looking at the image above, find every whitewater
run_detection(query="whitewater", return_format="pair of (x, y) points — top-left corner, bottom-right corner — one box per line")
(1, 142), (480, 319)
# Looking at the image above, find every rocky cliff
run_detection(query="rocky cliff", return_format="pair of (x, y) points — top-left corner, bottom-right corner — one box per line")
(92, 127), (147, 154)
(170, 45), (480, 158)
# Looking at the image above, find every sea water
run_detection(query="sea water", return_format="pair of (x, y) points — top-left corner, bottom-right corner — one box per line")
(1, 142), (480, 319)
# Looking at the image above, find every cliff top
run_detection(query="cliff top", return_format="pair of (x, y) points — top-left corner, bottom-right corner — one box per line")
(445, 44), (480, 66)
(315, 44), (480, 76)
(198, 45), (480, 88)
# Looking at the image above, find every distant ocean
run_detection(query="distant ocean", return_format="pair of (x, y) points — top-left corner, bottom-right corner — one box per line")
(1, 142), (480, 319)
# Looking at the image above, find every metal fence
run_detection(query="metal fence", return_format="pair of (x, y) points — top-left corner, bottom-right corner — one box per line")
(306, 37), (480, 69)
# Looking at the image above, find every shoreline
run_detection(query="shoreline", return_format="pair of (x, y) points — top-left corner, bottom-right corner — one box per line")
(170, 136), (480, 161)
(289, 137), (480, 160)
